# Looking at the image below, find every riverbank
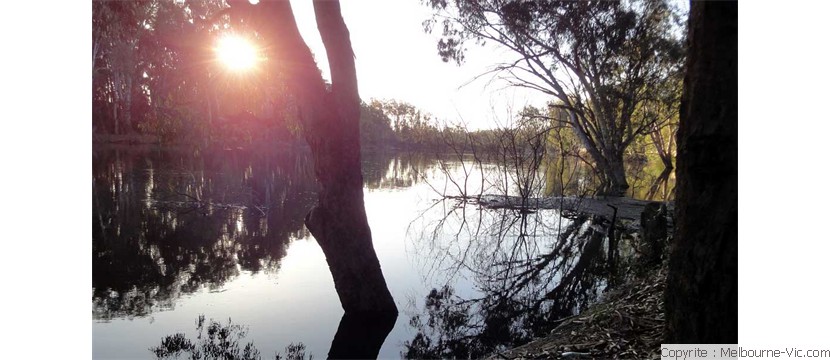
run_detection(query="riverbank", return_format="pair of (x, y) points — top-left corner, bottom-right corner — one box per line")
(489, 263), (667, 360)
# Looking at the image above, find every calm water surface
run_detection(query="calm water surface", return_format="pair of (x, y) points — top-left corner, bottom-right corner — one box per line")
(93, 146), (658, 359)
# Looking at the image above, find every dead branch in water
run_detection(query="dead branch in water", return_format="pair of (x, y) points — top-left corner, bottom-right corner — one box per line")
(472, 194), (674, 223)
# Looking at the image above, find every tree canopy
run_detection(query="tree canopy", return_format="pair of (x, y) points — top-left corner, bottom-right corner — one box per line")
(424, 0), (685, 195)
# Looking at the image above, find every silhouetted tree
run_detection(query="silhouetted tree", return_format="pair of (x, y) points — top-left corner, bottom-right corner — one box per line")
(225, 0), (397, 314)
(423, 0), (685, 195)
(664, 1), (738, 343)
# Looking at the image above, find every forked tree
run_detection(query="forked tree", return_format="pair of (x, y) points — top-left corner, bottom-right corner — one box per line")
(225, 0), (397, 315)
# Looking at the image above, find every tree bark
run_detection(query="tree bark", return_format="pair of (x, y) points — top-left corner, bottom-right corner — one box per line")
(604, 151), (629, 197)
(567, 111), (629, 196)
(305, 0), (398, 315)
(640, 202), (668, 268)
(228, 0), (397, 315)
(664, 0), (738, 343)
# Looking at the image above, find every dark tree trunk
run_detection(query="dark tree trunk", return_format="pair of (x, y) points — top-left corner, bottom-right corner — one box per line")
(227, 0), (397, 315)
(664, 0), (738, 343)
(567, 112), (629, 196)
(594, 150), (629, 197)
(605, 153), (629, 197)
(305, 0), (397, 315)
(640, 202), (668, 268)
(328, 312), (396, 359)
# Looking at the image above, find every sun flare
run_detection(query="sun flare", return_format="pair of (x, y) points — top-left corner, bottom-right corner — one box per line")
(216, 35), (259, 71)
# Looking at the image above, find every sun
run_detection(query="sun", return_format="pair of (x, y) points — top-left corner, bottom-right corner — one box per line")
(216, 35), (260, 71)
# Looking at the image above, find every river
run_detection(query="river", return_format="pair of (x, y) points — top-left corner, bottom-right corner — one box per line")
(92, 145), (667, 359)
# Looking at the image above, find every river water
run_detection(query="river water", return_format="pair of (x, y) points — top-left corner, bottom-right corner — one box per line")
(92, 145), (663, 359)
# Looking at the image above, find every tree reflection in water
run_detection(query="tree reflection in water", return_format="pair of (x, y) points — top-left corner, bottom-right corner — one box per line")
(152, 311), (397, 359)
(92, 147), (318, 320)
(92, 147), (436, 320)
(94, 146), (646, 358)
(151, 315), (265, 360)
(404, 198), (634, 359)
(93, 147), (446, 359)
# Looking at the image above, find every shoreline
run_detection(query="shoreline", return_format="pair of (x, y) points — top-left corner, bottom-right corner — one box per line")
(489, 263), (667, 360)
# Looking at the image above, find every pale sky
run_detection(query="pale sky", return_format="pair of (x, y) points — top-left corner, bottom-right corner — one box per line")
(290, 0), (550, 130)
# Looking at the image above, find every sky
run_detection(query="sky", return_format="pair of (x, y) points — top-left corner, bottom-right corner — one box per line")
(290, 0), (551, 130)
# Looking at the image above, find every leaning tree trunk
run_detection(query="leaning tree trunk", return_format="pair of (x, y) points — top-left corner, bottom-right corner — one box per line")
(227, 0), (397, 315)
(305, 0), (398, 314)
(664, 0), (738, 343)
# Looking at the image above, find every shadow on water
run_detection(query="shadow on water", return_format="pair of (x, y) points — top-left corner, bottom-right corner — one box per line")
(402, 198), (637, 359)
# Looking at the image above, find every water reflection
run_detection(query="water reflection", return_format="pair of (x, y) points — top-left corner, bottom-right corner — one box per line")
(92, 147), (318, 320)
(404, 198), (633, 358)
(152, 315), (264, 360)
(152, 311), (396, 359)
(92, 145), (445, 359)
(93, 146), (659, 358)
(361, 151), (433, 190)
(626, 157), (676, 201)
(544, 155), (675, 201)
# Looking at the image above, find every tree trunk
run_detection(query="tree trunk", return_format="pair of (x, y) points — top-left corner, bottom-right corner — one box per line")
(640, 202), (668, 268)
(568, 111), (629, 196)
(328, 312), (396, 359)
(664, 0), (738, 344)
(305, 0), (397, 315)
(228, 0), (397, 315)
(605, 152), (629, 197)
